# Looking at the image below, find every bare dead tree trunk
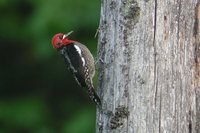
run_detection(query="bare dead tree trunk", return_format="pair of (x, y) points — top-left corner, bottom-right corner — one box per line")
(96, 0), (200, 132)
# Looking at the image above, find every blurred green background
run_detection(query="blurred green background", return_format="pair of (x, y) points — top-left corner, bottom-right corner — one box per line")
(0, 0), (100, 132)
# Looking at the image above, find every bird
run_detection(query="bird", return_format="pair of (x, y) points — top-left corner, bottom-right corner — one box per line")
(51, 31), (101, 107)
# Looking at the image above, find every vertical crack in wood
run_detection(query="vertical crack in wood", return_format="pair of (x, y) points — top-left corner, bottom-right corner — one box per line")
(195, 89), (200, 132)
(153, 0), (158, 107)
(194, 2), (200, 82)
(188, 110), (192, 133)
(193, 2), (200, 132)
(113, 18), (117, 110)
(177, 0), (182, 41)
(175, 90), (178, 133)
(152, 0), (161, 132)
(159, 83), (162, 133)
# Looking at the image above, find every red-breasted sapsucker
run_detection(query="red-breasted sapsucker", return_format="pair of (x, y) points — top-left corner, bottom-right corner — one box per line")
(51, 31), (101, 107)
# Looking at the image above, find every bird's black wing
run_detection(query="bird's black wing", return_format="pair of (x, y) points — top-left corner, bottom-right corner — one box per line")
(60, 44), (86, 87)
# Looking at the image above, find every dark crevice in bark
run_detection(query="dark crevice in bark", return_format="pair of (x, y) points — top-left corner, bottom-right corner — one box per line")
(193, 2), (200, 132)
(159, 83), (162, 133)
(188, 110), (192, 133)
(175, 89), (178, 133)
(195, 89), (200, 131)
(194, 2), (200, 65)
(153, 0), (158, 107)
(112, 19), (117, 109)
(152, 0), (160, 131)
(193, 3), (198, 37)
(177, 0), (182, 41)
(180, 77), (183, 133)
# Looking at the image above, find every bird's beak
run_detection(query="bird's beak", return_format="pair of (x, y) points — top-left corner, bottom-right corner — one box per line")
(63, 31), (74, 39)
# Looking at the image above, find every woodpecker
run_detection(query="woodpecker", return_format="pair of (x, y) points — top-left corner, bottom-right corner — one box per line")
(51, 31), (101, 107)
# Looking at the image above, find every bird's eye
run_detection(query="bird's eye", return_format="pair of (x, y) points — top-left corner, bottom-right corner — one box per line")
(59, 36), (63, 39)
(56, 42), (62, 46)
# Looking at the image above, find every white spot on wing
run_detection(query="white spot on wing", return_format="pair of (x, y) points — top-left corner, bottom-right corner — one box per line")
(74, 45), (86, 66)
(74, 45), (81, 55)
(81, 57), (85, 66)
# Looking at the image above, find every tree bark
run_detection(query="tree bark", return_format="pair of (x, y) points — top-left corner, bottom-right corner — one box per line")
(96, 0), (200, 132)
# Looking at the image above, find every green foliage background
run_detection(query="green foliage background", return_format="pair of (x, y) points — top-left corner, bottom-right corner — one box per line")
(0, 0), (100, 132)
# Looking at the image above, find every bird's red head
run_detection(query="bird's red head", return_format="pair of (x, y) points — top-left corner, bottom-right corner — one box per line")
(51, 31), (76, 49)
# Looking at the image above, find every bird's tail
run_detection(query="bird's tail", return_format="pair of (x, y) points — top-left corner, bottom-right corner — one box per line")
(84, 66), (101, 107)
(87, 86), (102, 107)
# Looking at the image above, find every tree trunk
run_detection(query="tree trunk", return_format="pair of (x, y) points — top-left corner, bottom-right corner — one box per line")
(96, 0), (200, 132)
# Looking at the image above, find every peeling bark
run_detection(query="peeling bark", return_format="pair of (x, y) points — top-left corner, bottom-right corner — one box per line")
(96, 0), (200, 132)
